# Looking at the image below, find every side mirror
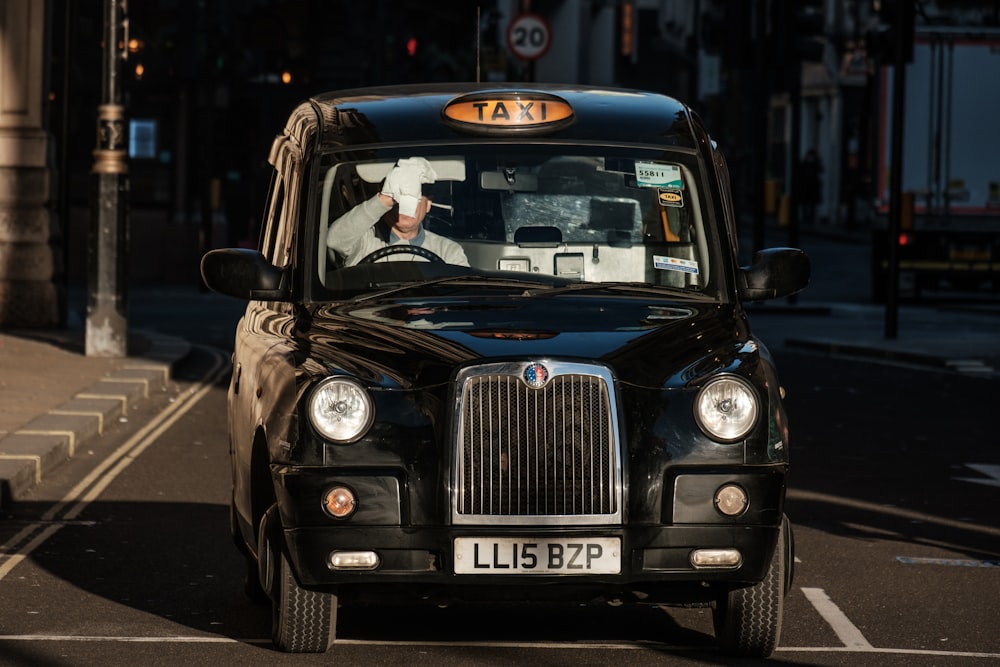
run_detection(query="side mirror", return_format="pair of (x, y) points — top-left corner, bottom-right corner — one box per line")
(200, 248), (288, 300)
(738, 248), (810, 301)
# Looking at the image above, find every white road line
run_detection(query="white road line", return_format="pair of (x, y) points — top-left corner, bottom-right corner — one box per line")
(801, 587), (872, 649)
(0, 347), (228, 580)
(788, 488), (1000, 538)
(896, 556), (1000, 568)
(776, 646), (1000, 658)
(1, 635), (999, 659)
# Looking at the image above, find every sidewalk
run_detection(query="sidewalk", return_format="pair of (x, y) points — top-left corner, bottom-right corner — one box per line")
(0, 328), (190, 509)
(747, 299), (1000, 378)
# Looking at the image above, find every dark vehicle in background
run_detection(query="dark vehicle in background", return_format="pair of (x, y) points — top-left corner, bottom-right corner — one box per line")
(871, 32), (1000, 300)
(201, 83), (810, 657)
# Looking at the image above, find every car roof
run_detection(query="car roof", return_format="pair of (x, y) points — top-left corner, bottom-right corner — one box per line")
(288, 83), (709, 153)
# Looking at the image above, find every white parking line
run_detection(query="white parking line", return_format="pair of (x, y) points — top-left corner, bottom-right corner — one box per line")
(801, 587), (872, 649)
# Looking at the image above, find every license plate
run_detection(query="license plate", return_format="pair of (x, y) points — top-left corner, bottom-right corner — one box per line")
(453, 537), (621, 574)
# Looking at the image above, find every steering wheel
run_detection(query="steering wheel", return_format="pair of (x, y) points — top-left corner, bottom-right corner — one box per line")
(358, 244), (445, 264)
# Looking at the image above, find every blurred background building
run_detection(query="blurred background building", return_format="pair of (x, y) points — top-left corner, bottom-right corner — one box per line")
(1, 0), (997, 327)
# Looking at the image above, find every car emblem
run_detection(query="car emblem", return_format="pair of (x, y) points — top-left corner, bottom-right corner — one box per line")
(523, 362), (549, 388)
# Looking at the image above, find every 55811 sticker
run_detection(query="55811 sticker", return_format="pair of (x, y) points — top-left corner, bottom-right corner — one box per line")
(635, 162), (682, 189)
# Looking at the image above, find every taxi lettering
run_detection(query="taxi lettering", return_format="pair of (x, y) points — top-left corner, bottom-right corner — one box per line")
(442, 93), (574, 131)
(471, 100), (546, 122)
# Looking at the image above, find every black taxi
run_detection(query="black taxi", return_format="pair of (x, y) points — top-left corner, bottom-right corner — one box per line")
(201, 83), (809, 656)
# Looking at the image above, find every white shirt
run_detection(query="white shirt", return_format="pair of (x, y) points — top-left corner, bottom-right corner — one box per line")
(327, 195), (469, 266)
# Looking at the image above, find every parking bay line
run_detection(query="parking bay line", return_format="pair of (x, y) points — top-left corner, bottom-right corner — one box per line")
(800, 587), (872, 649)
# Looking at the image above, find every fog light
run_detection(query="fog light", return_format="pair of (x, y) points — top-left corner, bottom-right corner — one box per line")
(322, 486), (357, 518)
(714, 484), (748, 517)
(328, 551), (380, 570)
(690, 548), (742, 568)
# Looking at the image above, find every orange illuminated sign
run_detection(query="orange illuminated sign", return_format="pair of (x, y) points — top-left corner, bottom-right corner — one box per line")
(443, 93), (574, 133)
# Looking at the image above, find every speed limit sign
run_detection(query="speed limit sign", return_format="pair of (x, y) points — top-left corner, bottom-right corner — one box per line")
(507, 13), (551, 61)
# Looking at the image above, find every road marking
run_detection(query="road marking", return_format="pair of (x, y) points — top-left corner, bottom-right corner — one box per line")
(0, 347), (228, 580)
(776, 646), (1000, 658)
(76, 392), (129, 415)
(953, 463), (1000, 489)
(18, 429), (77, 455)
(801, 587), (872, 649)
(98, 376), (152, 398)
(1, 634), (999, 659)
(896, 556), (999, 568)
(788, 488), (1000, 538)
(50, 409), (105, 433)
(0, 454), (42, 483)
(944, 359), (994, 375)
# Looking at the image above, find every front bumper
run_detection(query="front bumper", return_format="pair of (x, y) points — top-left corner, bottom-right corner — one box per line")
(273, 467), (786, 604)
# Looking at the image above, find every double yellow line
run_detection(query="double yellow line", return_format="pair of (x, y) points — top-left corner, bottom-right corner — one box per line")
(0, 347), (229, 581)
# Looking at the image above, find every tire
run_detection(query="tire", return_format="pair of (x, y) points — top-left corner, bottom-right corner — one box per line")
(271, 550), (338, 653)
(712, 515), (789, 658)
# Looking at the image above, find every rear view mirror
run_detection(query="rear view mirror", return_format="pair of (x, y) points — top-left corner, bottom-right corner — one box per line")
(480, 170), (538, 192)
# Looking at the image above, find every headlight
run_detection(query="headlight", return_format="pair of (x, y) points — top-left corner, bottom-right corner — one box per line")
(308, 377), (374, 443)
(694, 375), (758, 442)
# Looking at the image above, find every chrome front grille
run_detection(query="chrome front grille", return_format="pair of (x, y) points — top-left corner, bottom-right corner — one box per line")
(453, 361), (622, 525)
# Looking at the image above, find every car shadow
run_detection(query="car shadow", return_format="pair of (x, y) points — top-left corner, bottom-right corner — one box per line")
(6, 499), (745, 659)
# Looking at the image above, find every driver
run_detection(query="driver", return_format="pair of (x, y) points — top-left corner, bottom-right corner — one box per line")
(327, 157), (470, 266)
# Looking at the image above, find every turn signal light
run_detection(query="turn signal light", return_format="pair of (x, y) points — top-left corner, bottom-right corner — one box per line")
(322, 486), (357, 519)
(714, 484), (749, 517)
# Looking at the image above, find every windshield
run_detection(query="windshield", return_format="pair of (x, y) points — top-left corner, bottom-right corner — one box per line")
(309, 146), (724, 301)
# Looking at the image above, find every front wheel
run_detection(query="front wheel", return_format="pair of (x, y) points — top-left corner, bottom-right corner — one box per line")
(712, 515), (790, 658)
(271, 547), (338, 652)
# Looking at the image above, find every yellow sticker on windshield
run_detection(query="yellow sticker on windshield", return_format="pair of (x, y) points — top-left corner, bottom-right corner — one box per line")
(658, 188), (684, 207)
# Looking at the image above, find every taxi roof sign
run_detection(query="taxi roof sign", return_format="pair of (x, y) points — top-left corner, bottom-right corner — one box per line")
(442, 91), (574, 135)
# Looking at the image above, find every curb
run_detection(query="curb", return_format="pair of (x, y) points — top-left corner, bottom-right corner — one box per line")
(0, 330), (191, 509)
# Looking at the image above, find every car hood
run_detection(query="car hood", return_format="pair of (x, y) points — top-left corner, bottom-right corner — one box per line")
(297, 297), (751, 389)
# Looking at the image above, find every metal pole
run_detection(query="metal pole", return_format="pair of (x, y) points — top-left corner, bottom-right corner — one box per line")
(751, 0), (767, 256)
(884, 0), (908, 339)
(87, 0), (129, 357)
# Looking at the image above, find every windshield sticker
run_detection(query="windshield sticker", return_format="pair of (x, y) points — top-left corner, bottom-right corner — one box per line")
(657, 188), (684, 207)
(635, 162), (682, 189)
(654, 255), (700, 275)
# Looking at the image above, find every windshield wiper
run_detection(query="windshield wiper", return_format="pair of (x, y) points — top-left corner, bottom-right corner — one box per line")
(347, 275), (556, 305)
(521, 281), (706, 299)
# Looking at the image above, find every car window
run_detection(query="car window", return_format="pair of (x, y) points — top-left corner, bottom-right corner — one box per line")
(312, 148), (721, 300)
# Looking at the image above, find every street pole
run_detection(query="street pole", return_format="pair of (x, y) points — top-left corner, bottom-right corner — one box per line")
(87, 0), (129, 357)
(884, 0), (909, 340)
